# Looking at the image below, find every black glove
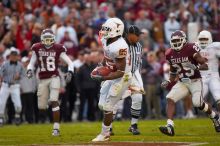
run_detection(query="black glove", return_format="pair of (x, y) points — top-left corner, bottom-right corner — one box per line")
(161, 80), (171, 88)
(65, 71), (73, 83)
(26, 69), (33, 79)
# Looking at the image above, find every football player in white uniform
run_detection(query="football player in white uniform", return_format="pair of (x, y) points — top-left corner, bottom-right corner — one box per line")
(91, 18), (132, 142)
(198, 30), (220, 111)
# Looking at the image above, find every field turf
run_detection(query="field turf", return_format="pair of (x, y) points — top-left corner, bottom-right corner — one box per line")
(0, 118), (219, 146)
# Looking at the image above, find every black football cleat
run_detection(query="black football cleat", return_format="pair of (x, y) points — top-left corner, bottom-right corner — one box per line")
(211, 115), (220, 132)
(128, 124), (140, 135)
(110, 128), (114, 136)
(14, 117), (21, 126)
(159, 124), (175, 136)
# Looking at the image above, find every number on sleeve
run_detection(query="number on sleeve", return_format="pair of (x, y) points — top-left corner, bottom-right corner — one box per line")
(193, 44), (200, 52)
(119, 48), (127, 56)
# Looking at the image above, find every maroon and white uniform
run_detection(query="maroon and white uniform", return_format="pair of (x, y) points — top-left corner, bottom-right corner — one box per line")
(166, 43), (204, 107)
(166, 43), (201, 80)
(31, 43), (66, 79)
(27, 42), (73, 109)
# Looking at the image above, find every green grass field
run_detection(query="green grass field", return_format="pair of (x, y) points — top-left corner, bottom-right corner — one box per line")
(0, 118), (219, 146)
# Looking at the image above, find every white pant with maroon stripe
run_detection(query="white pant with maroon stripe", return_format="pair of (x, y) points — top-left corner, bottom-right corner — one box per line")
(166, 78), (203, 107)
(0, 83), (21, 117)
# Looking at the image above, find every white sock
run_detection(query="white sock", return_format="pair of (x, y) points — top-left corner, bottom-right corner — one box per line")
(15, 113), (20, 118)
(210, 111), (217, 119)
(131, 118), (138, 125)
(167, 119), (174, 127)
(101, 123), (111, 135)
(53, 122), (60, 130)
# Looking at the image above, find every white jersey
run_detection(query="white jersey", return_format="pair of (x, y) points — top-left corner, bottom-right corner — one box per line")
(200, 42), (220, 77)
(101, 37), (131, 73)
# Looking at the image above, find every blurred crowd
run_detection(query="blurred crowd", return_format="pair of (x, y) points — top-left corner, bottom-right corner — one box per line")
(0, 0), (220, 124)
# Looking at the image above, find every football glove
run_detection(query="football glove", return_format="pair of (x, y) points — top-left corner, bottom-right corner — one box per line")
(65, 71), (73, 83)
(26, 69), (33, 79)
(161, 80), (171, 88)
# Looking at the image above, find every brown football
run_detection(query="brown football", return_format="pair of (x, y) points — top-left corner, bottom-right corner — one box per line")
(91, 66), (113, 76)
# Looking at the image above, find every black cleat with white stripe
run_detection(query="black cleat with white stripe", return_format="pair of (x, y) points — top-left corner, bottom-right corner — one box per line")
(159, 124), (175, 136)
(211, 115), (220, 132)
(129, 124), (140, 135)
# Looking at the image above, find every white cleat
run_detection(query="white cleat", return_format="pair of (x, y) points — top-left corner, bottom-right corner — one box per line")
(52, 129), (60, 136)
(92, 133), (110, 142)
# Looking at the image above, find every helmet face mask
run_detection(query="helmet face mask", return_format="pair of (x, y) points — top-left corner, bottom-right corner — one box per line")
(41, 29), (55, 48)
(197, 30), (212, 49)
(170, 30), (186, 51)
(100, 17), (124, 39)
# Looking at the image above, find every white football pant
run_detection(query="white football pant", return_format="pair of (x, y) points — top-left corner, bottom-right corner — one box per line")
(202, 73), (220, 102)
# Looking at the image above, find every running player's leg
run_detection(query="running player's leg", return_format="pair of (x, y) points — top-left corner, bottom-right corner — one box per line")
(37, 79), (49, 124)
(49, 76), (61, 136)
(159, 81), (189, 136)
(189, 79), (220, 132)
(93, 74), (131, 142)
(209, 77), (220, 111)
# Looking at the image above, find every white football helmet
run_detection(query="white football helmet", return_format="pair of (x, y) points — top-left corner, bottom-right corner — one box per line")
(100, 17), (124, 39)
(41, 29), (55, 48)
(197, 30), (213, 49)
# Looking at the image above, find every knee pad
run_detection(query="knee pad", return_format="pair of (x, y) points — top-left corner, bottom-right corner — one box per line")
(98, 103), (104, 111)
(38, 103), (47, 110)
(103, 103), (113, 112)
(131, 94), (142, 110)
(198, 102), (208, 112)
(52, 106), (60, 112)
(15, 106), (22, 113)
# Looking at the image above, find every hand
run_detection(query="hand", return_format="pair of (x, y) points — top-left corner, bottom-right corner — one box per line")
(65, 71), (73, 83)
(91, 73), (104, 81)
(26, 69), (33, 79)
(182, 62), (198, 70)
(161, 80), (171, 88)
(14, 72), (20, 80)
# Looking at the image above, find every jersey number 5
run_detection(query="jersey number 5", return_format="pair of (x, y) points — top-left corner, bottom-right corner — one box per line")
(39, 56), (56, 71)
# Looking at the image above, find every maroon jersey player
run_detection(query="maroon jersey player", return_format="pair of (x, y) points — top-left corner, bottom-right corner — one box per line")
(27, 29), (73, 136)
(159, 30), (220, 136)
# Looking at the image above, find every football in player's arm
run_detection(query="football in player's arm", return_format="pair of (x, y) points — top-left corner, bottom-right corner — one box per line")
(91, 18), (132, 142)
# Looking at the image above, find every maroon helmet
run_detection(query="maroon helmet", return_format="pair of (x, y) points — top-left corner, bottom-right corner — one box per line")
(170, 30), (186, 51)
(40, 29), (55, 48)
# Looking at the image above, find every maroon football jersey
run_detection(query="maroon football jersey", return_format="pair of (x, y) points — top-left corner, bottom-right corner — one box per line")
(31, 43), (66, 79)
(165, 43), (201, 80)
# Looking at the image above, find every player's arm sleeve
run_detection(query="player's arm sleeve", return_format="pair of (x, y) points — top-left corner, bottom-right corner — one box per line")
(60, 52), (74, 72)
(27, 51), (37, 71)
(116, 48), (128, 59)
(214, 43), (220, 57)
(192, 43), (207, 64)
